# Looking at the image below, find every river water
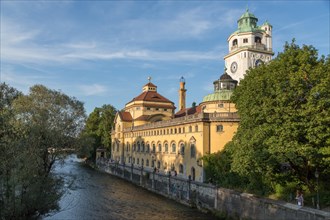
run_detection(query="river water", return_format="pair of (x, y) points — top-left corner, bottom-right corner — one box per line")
(43, 155), (217, 220)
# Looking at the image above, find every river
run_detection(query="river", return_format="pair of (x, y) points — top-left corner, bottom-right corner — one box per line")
(43, 155), (218, 220)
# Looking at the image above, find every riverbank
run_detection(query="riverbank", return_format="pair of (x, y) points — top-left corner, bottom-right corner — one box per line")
(97, 160), (330, 220)
(44, 155), (217, 220)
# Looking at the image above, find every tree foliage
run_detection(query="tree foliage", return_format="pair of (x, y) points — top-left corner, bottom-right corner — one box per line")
(229, 41), (330, 194)
(79, 104), (117, 160)
(0, 83), (86, 219)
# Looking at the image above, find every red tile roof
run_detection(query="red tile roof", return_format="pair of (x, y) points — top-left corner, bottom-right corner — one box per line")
(118, 112), (133, 122)
(128, 91), (174, 105)
(174, 106), (202, 118)
(143, 82), (157, 88)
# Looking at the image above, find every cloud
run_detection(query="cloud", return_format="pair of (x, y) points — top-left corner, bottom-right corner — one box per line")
(77, 84), (108, 96)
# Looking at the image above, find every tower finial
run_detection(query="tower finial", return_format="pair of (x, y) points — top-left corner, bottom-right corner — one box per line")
(148, 76), (151, 83)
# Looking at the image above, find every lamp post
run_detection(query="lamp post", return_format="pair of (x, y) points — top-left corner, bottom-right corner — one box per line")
(315, 169), (320, 209)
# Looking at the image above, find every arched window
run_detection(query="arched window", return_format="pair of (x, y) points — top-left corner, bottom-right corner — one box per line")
(191, 167), (195, 181)
(151, 160), (155, 167)
(190, 144), (196, 158)
(141, 142), (145, 152)
(171, 143), (176, 153)
(137, 142), (140, 152)
(180, 143), (185, 155)
(179, 164), (184, 174)
(146, 144), (150, 152)
(158, 143), (162, 152)
(152, 143), (156, 153)
(133, 143), (136, 151)
(164, 143), (169, 153)
(232, 39), (238, 46)
(146, 159), (149, 167)
(255, 36), (261, 43)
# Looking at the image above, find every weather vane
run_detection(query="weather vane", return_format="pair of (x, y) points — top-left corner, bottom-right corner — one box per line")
(148, 76), (151, 82)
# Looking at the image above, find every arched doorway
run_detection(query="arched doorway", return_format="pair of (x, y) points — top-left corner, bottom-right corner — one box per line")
(191, 167), (195, 181)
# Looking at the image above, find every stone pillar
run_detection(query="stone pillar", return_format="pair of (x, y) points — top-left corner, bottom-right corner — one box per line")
(188, 175), (191, 201)
(214, 186), (218, 209)
(140, 165), (143, 186)
(130, 163), (133, 181)
(122, 162), (125, 178)
(152, 171), (155, 190)
(167, 172), (171, 195)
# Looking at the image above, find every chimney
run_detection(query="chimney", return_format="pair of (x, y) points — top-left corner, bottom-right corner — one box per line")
(179, 77), (187, 111)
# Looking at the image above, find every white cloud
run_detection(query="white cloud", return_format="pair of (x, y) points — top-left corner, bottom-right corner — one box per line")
(78, 84), (108, 96)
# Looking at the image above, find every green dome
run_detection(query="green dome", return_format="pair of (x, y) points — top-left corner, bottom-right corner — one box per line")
(239, 9), (257, 20)
(202, 90), (233, 102)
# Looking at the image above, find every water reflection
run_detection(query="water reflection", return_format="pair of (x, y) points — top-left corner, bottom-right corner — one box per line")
(43, 155), (217, 220)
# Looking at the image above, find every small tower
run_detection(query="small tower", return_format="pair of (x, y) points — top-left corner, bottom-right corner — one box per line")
(178, 76), (187, 111)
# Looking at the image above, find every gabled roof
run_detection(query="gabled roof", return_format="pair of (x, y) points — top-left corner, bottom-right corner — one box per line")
(143, 82), (157, 88)
(174, 106), (202, 118)
(118, 112), (133, 122)
(127, 91), (174, 105)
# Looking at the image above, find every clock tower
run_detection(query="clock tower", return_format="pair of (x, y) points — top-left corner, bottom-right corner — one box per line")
(224, 9), (274, 82)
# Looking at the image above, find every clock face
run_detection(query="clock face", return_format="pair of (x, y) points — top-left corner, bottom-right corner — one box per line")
(230, 62), (238, 73)
(255, 59), (263, 67)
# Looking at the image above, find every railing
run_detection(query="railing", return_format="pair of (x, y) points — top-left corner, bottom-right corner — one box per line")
(230, 43), (272, 52)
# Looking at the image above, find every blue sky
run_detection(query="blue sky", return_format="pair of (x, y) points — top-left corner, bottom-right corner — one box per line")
(1, 1), (329, 115)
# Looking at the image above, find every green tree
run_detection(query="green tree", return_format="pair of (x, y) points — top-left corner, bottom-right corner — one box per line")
(228, 41), (330, 195)
(0, 83), (86, 219)
(79, 104), (117, 160)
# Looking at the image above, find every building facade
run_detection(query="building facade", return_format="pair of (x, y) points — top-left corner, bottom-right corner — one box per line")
(110, 10), (273, 182)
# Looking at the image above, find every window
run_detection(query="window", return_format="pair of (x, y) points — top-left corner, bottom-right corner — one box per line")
(133, 143), (136, 151)
(136, 107), (140, 110)
(129, 157), (131, 163)
(164, 109), (167, 111)
(133, 157), (135, 164)
(146, 144), (150, 152)
(191, 144), (196, 158)
(171, 143), (176, 153)
(179, 128), (181, 133)
(171, 163), (175, 171)
(164, 162), (167, 169)
(158, 143), (162, 152)
(218, 103), (224, 108)
(217, 125), (224, 132)
(152, 144), (156, 153)
(243, 38), (248, 43)
(157, 161), (161, 169)
(195, 125), (198, 132)
(255, 36), (261, 43)
(189, 126), (192, 132)
(179, 164), (184, 174)
(232, 39), (238, 46)
(137, 142), (140, 152)
(151, 160), (155, 167)
(164, 143), (168, 153)
(141, 159), (144, 166)
(175, 128), (177, 134)
(146, 159), (149, 167)
(126, 143), (130, 152)
(137, 158), (139, 165)
(180, 143), (185, 155)
(155, 108), (159, 111)
(141, 142), (145, 152)
(147, 107), (151, 110)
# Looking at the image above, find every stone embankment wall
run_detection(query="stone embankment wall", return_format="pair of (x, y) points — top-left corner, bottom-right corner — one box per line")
(97, 160), (330, 220)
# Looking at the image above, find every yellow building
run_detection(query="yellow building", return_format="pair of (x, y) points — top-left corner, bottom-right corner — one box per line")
(111, 10), (273, 182)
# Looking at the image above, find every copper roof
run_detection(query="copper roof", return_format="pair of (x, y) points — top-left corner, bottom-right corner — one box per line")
(128, 91), (174, 105)
(174, 106), (202, 118)
(118, 112), (133, 122)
